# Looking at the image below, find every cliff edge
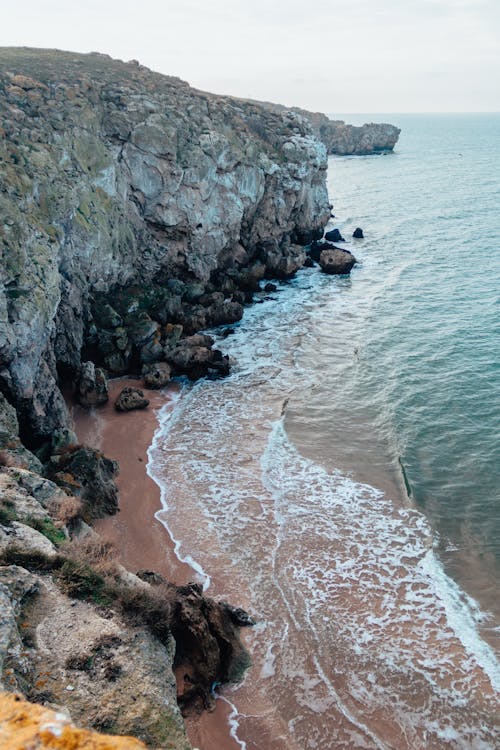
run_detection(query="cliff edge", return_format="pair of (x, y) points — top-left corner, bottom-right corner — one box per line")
(252, 100), (400, 155)
(0, 47), (330, 448)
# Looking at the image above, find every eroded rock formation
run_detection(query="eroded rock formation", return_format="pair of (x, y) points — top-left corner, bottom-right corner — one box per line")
(254, 100), (400, 155)
(0, 692), (151, 750)
(0, 48), (330, 449)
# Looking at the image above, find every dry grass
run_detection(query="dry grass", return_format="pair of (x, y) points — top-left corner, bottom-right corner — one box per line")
(0, 537), (176, 644)
(47, 494), (83, 526)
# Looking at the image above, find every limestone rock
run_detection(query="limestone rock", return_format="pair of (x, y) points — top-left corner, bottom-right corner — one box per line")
(142, 362), (171, 389)
(0, 692), (149, 750)
(319, 248), (357, 275)
(114, 387), (150, 412)
(0, 48), (330, 445)
(46, 446), (119, 519)
(75, 362), (109, 407)
(0, 394), (42, 472)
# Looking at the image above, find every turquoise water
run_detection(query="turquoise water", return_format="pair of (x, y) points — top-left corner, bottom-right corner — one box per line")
(289, 113), (500, 617)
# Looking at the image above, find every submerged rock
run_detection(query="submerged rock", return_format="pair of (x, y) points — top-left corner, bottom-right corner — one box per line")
(114, 387), (150, 412)
(319, 248), (357, 275)
(353, 227), (364, 238)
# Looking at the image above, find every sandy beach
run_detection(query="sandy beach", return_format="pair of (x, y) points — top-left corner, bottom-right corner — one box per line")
(70, 378), (241, 750)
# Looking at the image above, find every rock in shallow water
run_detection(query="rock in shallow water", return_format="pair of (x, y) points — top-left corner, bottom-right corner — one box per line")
(319, 248), (357, 275)
(325, 228), (345, 243)
(353, 227), (364, 238)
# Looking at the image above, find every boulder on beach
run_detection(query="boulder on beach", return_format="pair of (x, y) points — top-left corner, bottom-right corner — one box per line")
(142, 362), (172, 389)
(353, 227), (364, 238)
(319, 248), (357, 275)
(75, 361), (109, 407)
(114, 386), (150, 412)
(325, 228), (345, 243)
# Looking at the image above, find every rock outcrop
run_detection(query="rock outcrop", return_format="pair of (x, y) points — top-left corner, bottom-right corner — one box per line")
(253, 101), (400, 155)
(0, 692), (150, 750)
(308, 116), (401, 155)
(318, 248), (357, 275)
(0, 48), (330, 449)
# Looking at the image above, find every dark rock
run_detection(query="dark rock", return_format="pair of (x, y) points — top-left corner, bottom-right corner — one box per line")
(309, 239), (336, 262)
(172, 583), (252, 714)
(324, 228), (345, 243)
(47, 445), (119, 519)
(221, 328), (235, 338)
(142, 362), (171, 389)
(303, 256), (315, 268)
(319, 248), (357, 275)
(222, 603), (256, 628)
(353, 227), (364, 238)
(114, 387), (150, 412)
(259, 240), (306, 278)
(263, 283), (277, 293)
(292, 227), (324, 246)
(50, 427), (78, 455)
(75, 362), (109, 407)
(0, 392), (42, 471)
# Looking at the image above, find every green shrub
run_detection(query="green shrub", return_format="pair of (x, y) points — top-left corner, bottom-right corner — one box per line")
(24, 516), (66, 546)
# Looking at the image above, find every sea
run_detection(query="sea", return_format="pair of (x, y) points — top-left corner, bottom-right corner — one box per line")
(148, 114), (500, 749)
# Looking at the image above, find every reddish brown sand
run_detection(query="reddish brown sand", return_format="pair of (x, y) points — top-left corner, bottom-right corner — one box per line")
(70, 378), (239, 750)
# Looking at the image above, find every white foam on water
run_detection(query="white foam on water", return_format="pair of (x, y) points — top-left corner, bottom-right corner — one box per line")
(147, 389), (211, 590)
(218, 695), (247, 750)
(260, 417), (500, 745)
(145, 271), (500, 748)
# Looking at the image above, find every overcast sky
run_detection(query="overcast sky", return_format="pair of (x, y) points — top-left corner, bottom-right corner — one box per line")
(2, 0), (499, 112)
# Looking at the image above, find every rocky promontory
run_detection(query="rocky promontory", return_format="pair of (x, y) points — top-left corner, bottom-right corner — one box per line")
(254, 101), (400, 155)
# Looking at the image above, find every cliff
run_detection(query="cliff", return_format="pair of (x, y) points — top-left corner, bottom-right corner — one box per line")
(0, 47), (330, 449)
(0, 46), (333, 748)
(252, 100), (400, 155)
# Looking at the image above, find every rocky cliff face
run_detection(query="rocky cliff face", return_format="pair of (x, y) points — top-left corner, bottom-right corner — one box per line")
(306, 114), (401, 155)
(254, 101), (400, 155)
(0, 48), (329, 447)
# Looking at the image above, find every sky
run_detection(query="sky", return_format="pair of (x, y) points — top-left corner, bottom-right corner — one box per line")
(2, 0), (499, 112)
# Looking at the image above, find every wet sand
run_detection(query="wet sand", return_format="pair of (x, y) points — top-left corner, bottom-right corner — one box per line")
(70, 378), (240, 750)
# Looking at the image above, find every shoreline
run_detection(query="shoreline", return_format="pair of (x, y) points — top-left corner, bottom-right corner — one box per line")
(71, 377), (242, 750)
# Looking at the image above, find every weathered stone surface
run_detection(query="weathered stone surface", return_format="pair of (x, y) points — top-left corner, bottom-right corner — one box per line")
(0, 394), (41, 472)
(170, 582), (253, 714)
(0, 692), (150, 750)
(142, 362), (171, 389)
(0, 571), (190, 749)
(0, 48), (330, 445)
(318, 248), (357, 275)
(253, 101), (400, 155)
(114, 387), (149, 412)
(46, 446), (119, 519)
(75, 362), (109, 407)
